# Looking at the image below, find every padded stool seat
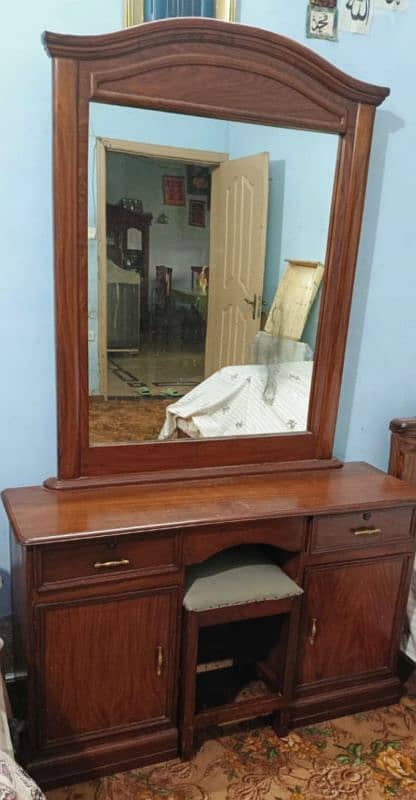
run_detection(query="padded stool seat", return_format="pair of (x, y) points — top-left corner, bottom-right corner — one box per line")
(180, 546), (303, 760)
(184, 547), (303, 612)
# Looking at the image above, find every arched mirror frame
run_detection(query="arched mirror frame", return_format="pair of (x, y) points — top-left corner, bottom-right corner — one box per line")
(43, 18), (388, 486)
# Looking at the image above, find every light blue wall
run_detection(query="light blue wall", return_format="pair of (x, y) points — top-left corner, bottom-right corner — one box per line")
(1, 1), (415, 614)
(238, 1), (416, 466)
(0, 2), (125, 615)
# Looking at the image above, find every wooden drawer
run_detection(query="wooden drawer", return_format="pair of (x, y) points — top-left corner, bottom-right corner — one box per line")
(37, 532), (180, 589)
(311, 508), (414, 554)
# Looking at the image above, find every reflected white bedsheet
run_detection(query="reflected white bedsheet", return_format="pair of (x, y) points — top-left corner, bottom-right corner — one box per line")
(159, 362), (313, 439)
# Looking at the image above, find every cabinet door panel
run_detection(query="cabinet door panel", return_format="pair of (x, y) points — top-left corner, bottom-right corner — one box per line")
(37, 588), (179, 747)
(299, 556), (409, 687)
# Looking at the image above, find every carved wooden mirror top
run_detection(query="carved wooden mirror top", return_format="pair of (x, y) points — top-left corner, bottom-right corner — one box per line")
(43, 18), (388, 486)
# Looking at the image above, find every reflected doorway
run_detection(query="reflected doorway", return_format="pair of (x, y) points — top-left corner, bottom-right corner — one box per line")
(92, 139), (272, 443)
(87, 109), (337, 447)
(93, 140), (228, 442)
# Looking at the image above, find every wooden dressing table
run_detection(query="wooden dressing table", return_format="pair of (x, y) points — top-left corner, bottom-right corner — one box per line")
(4, 463), (416, 787)
(3, 17), (416, 790)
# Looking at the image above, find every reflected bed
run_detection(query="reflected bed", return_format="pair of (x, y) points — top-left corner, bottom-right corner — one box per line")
(159, 361), (313, 439)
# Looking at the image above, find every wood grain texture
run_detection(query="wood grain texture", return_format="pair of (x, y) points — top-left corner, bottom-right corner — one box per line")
(292, 675), (402, 728)
(52, 58), (81, 478)
(297, 555), (410, 689)
(4, 463), (416, 547)
(43, 18), (389, 481)
(183, 518), (305, 565)
(37, 531), (179, 589)
(389, 417), (416, 482)
(6, 463), (416, 786)
(310, 507), (414, 554)
(390, 418), (416, 435)
(26, 727), (178, 790)
(43, 19), (388, 108)
(36, 587), (179, 747)
(44, 458), (343, 490)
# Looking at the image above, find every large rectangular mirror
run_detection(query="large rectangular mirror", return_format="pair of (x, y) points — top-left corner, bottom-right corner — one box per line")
(88, 103), (338, 445)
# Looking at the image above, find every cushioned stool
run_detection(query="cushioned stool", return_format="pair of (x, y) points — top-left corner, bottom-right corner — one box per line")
(179, 547), (303, 759)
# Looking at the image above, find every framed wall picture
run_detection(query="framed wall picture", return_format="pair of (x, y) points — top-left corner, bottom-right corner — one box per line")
(307, 4), (338, 40)
(163, 175), (186, 206)
(189, 200), (206, 228)
(124, 0), (237, 27)
(186, 165), (211, 197)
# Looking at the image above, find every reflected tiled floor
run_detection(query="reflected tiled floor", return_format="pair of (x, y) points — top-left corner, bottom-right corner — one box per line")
(89, 342), (205, 444)
(107, 346), (204, 397)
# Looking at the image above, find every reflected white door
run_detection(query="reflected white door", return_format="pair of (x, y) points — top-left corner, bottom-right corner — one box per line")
(205, 152), (269, 377)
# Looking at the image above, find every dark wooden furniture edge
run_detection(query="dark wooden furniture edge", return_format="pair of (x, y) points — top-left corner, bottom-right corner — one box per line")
(390, 418), (416, 436)
(389, 416), (416, 481)
(43, 457), (343, 490)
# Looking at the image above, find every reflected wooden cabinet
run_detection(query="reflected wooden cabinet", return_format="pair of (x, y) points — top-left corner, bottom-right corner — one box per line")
(106, 204), (152, 325)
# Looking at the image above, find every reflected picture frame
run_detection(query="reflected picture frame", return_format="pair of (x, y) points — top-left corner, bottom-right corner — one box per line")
(124, 0), (237, 27)
(163, 175), (186, 206)
(189, 199), (206, 227)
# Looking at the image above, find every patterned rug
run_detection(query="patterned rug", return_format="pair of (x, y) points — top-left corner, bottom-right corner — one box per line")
(89, 397), (171, 443)
(46, 695), (416, 800)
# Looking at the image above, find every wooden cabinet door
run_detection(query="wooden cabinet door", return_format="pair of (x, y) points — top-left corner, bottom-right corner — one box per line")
(36, 587), (179, 748)
(298, 555), (410, 689)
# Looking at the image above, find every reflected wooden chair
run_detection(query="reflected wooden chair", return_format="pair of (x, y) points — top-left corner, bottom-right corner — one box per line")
(179, 546), (303, 759)
(190, 266), (210, 292)
(154, 265), (173, 309)
(151, 265), (173, 340)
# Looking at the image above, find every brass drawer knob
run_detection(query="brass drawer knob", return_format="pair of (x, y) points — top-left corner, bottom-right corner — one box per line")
(309, 617), (318, 646)
(352, 527), (381, 537)
(94, 558), (130, 569)
(156, 645), (164, 677)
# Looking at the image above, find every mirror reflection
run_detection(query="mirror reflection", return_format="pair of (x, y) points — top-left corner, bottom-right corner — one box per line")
(88, 103), (338, 445)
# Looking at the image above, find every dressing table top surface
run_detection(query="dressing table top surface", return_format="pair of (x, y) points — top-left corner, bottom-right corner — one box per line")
(3, 462), (416, 547)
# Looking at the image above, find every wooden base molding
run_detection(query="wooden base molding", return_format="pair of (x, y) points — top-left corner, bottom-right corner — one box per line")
(26, 727), (178, 790)
(43, 458), (343, 491)
(292, 676), (402, 728)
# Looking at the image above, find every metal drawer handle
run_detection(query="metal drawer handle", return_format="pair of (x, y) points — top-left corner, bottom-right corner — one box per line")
(156, 645), (164, 677)
(94, 558), (130, 569)
(309, 617), (318, 646)
(352, 527), (381, 537)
